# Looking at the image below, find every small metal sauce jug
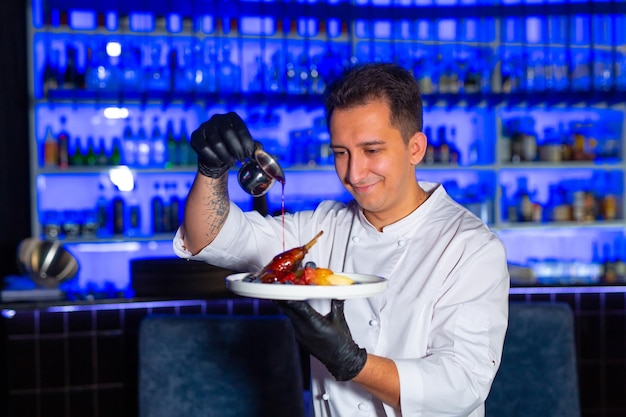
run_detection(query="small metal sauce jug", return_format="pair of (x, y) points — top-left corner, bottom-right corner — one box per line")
(237, 149), (285, 197)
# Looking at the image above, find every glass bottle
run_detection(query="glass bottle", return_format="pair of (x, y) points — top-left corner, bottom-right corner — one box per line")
(57, 116), (70, 168)
(43, 126), (58, 167)
(123, 118), (136, 166)
(150, 116), (166, 167)
(62, 44), (81, 90)
(42, 49), (60, 96)
(168, 182), (180, 232)
(69, 136), (84, 166)
(151, 182), (165, 234)
(110, 137), (123, 165)
(135, 118), (150, 167)
(96, 137), (108, 166)
(125, 185), (142, 237)
(165, 119), (179, 167)
(84, 136), (98, 166)
(217, 41), (241, 93)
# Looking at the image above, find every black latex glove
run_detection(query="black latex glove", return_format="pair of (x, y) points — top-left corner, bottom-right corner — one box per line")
(276, 299), (367, 381)
(190, 112), (256, 178)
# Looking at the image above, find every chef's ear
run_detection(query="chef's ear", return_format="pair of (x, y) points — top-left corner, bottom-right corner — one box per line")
(409, 131), (427, 165)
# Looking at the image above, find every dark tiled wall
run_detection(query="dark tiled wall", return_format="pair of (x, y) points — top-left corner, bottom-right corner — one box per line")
(510, 289), (626, 417)
(0, 298), (281, 417)
(1, 290), (625, 417)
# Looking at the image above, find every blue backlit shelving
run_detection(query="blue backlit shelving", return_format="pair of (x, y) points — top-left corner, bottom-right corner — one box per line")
(27, 0), (626, 289)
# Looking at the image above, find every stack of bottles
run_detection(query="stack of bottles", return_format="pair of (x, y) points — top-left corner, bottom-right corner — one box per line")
(503, 116), (623, 164)
(36, 9), (626, 100)
(526, 238), (626, 286)
(41, 116), (196, 169)
(421, 126), (462, 165)
(503, 173), (622, 224)
(41, 180), (188, 240)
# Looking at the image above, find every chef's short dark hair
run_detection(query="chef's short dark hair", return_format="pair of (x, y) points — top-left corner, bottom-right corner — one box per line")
(324, 62), (424, 144)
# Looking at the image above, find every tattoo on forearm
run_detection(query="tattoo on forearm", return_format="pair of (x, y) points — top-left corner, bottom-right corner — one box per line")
(205, 177), (229, 238)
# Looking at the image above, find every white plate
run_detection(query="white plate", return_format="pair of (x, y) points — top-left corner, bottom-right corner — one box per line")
(226, 272), (388, 300)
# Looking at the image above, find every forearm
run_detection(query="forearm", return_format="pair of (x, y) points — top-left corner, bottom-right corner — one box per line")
(182, 172), (230, 255)
(353, 354), (401, 409)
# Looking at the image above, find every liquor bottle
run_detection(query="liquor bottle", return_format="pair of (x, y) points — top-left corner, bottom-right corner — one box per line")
(110, 137), (123, 165)
(95, 181), (112, 236)
(600, 172), (620, 221)
(601, 243), (618, 284)
(62, 44), (81, 90)
(468, 135), (481, 166)
(151, 182), (165, 234)
(448, 126), (460, 165)
(167, 48), (178, 92)
(84, 136), (98, 166)
(112, 194), (125, 235)
(135, 118), (150, 167)
(42, 49), (60, 96)
(85, 46), (106, 90)
(570, 15), (591, 91)
(96, 137), (108, 166)
(57, 116), (70, 168)
(123, 118), (136, 166)
(70, 136), (84, 166)
(150, 116), (166, 167)
(161, 183), (171, 233)
(168, 182), (180, 232)
(146, 43), (169, 91)
(173, 44), (195, 92)
(165, 119), (179, 167)
(217, 42), (241, 93)
(200, 40), (218, 92)
(512, 177), (536, 222)
(437, 126), (449, 164)
(614, 237), (626, 283)
(43, 126), (58, 167)
(121, 45), (142, 91)
(178, 119), (193, 166)
(125, 185), (142, 237)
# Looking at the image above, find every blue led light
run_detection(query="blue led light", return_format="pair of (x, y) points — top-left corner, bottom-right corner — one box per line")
(510, 286), (626, 295)
(44, 298), (238, 313)
(1, 310), (16, 319)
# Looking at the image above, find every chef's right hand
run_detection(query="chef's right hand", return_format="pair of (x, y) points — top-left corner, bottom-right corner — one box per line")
(190, 112), (257, 179)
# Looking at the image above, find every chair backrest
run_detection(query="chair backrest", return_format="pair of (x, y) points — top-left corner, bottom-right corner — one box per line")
(486, 302), (581, 417)
(139, 314), (306, 417)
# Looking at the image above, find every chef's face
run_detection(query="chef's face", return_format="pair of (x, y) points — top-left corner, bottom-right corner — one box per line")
(329, 99), (426, 227)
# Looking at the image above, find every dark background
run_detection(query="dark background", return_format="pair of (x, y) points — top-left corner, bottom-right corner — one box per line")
(0, 0), (31, 279)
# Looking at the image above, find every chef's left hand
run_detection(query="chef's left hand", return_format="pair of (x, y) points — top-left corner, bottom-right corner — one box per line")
(275, 299), (367, 381)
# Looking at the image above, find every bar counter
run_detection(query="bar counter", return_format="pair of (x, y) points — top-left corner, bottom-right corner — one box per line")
(0, 286), (624, 417)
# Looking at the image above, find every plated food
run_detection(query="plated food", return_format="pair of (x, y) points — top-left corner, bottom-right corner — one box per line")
(244, 230), (354, 286)
(226, 272), (387, 300)
(225, 232), (388, 299)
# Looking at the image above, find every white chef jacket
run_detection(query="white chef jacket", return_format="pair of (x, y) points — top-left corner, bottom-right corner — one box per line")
(173, 181), (510, 417)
